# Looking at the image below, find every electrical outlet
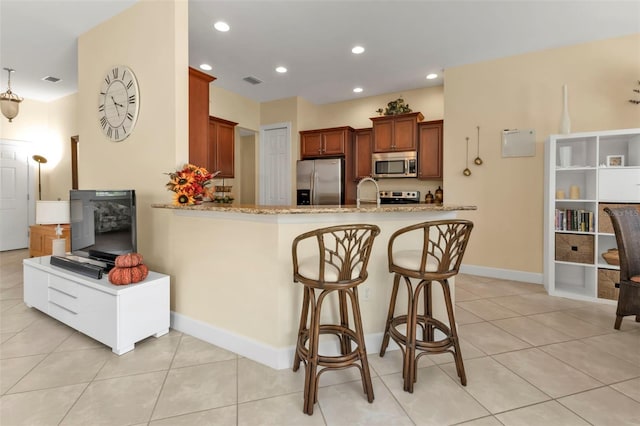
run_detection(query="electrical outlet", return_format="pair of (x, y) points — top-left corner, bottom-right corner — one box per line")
(362, 287), (371, 301)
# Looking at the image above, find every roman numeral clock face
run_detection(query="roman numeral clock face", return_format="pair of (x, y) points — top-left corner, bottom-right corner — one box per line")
(98, 66), (139, 142)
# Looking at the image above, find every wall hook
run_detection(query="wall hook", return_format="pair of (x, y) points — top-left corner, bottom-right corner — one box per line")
(474, 125), (483, 165)
(463, 137), (471, 176)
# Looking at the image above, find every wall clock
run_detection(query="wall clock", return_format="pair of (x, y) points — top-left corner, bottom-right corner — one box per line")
(98, 65), (140, 142)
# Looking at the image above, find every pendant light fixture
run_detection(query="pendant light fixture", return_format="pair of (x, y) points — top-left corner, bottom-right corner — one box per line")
(1, 68), (23, 122)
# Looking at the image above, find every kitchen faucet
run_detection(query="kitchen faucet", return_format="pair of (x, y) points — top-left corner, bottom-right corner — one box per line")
(357, 177), (380, 208)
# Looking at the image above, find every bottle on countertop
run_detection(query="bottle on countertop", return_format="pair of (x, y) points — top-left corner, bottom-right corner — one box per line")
(425, 190), (434, 204)
(434, 186), (443, 204)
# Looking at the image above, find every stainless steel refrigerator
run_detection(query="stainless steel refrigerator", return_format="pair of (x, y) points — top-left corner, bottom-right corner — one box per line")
(296, 158), (344, 205)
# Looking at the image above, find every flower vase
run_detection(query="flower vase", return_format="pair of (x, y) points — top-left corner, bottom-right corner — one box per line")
(560, 84), (571, 134)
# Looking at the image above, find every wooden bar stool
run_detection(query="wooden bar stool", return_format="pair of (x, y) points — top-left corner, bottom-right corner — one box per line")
(604, 207), (640, 329)
(292, 224), (380, 415)
(379, 219), (473, 393)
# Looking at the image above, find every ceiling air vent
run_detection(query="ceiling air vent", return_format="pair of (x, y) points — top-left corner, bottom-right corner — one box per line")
(42, 76), (61, 83)
(242, 76), (262, 85)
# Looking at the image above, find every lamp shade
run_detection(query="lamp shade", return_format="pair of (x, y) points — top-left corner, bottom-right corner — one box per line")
(36, 201), (70, 225)
(0, 96), (21, 121)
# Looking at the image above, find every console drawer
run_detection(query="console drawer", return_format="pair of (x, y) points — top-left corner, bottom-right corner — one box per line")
(49, 275), (80, 297)
(48, 287), (79, 312)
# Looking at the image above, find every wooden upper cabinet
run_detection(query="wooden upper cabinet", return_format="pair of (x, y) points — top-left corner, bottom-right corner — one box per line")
(354, 128), (373, 180)
(189, 67), (216, 169)
(300, 126), (353, 158)
(418, 120), (444, 180)
(209, 116), (237, 178)
(371, 112), (424, 152)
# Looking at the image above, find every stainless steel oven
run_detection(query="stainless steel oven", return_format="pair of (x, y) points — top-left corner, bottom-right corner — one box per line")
(372, 151), (417, 178)
(379, 190), (421, 204)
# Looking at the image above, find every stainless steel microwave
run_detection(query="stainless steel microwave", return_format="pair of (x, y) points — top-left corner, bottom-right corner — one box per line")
(372, 151), (417, 178)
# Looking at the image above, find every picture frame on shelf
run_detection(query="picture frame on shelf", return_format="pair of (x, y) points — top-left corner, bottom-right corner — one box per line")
(606, 154), (625, 167)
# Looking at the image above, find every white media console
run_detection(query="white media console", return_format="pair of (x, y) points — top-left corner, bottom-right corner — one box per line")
(23, 256), (170, 355)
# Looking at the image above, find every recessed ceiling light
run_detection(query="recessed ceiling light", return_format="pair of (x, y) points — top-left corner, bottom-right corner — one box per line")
(353, 87), (363, 93)
(214, 21), (230, 32)
(275, 66), (287, 73)
(199, 64), (212, 71)
(352, 46), (365, 54)
(426, 73), (438, 80)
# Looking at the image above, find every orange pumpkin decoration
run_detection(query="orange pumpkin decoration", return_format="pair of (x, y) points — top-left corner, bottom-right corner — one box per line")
(114, 253), (144, 268)
(108, 264), (149, 285)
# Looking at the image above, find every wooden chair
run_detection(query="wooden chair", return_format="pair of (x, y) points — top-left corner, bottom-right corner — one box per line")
(292, 224), (380, 415)
(604, 206), (640, 329)
(380, 219), (473, 392)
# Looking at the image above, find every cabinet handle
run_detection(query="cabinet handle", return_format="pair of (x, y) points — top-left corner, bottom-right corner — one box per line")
(49, 286), (78, 299)
(49, 301), (78, 315)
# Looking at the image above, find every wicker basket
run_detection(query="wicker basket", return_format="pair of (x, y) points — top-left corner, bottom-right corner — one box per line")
(555, 234), (594, 264)
(598, 269), (620, 300)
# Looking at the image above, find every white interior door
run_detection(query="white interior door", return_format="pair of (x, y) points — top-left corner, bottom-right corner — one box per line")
(0, 141), (31, 251)
(259, 123), (291, 205)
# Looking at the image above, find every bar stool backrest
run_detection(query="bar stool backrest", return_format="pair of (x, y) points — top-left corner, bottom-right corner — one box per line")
(388, 219), (474, 279)
(292, 224), (381, 287)
(605, 207), (640, 281)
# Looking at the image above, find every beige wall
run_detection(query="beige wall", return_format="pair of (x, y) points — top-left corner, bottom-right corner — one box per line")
(311, 85), (444, 130)
(77, 0), (188, 273)
(0, 94), (77, 202)
(444, 33), (640, 275)
(210, 86), (260, 131)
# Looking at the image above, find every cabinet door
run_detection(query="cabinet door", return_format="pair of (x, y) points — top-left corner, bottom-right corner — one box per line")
(215, 121), (235, 178)
(354, 129), (373, 179)
(418, 121), (443, 179)
(24, 265), (48, 311)
(189, 67), (215, 170)
(372, 119), (393, 152)
(599, 168), (640, 201)
(393, 115), (418, 151)
(209, 117), (237, 178)
(301, 133), (323, 158)
(322, 130), (346, 155)
(29, 226), (44, 257)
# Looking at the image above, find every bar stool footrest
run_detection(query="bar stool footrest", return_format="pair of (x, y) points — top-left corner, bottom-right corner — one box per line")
(388, 315), (456, 353)
(296, 324), (365, 367)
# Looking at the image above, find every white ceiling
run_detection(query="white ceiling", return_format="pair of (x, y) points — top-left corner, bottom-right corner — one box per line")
(1, 1), (638, 104)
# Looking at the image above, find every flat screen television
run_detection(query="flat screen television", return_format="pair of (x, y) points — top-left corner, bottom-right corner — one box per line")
(69, 190), (137, 268)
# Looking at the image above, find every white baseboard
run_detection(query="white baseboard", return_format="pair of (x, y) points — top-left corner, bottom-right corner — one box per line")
(460, 264), (543, 285)
(171, 311), (406, 370)
(172, 266), (539, 370)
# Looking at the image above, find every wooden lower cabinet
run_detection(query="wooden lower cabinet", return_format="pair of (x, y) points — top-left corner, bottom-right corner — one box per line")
(418, 120), (443, 179)
(354, 128), (373, 180)
(29, 224), (71, 257)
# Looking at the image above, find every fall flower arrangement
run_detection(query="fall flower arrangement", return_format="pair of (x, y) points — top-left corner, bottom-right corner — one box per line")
(166, 163), (214, 205)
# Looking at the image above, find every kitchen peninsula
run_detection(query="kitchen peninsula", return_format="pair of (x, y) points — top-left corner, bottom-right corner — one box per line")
(152, 202), (476, 369)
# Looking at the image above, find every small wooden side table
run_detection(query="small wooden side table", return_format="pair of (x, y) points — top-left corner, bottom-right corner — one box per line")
(29, 224), (71, 257)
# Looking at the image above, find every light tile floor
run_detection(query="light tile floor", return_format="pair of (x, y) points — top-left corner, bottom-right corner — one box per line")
(1, 249), (639, 425)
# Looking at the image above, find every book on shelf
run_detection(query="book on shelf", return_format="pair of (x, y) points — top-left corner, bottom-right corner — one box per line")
(555, 208), (594, 232)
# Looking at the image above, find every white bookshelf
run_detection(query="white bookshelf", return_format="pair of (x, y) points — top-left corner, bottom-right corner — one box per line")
(544, 128), (640, 302)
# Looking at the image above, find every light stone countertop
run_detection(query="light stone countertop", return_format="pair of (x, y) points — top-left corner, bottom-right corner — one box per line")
(151, 202), (477, 215)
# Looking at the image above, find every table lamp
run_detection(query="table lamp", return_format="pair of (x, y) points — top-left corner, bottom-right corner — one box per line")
(36, 200), (70, 256)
